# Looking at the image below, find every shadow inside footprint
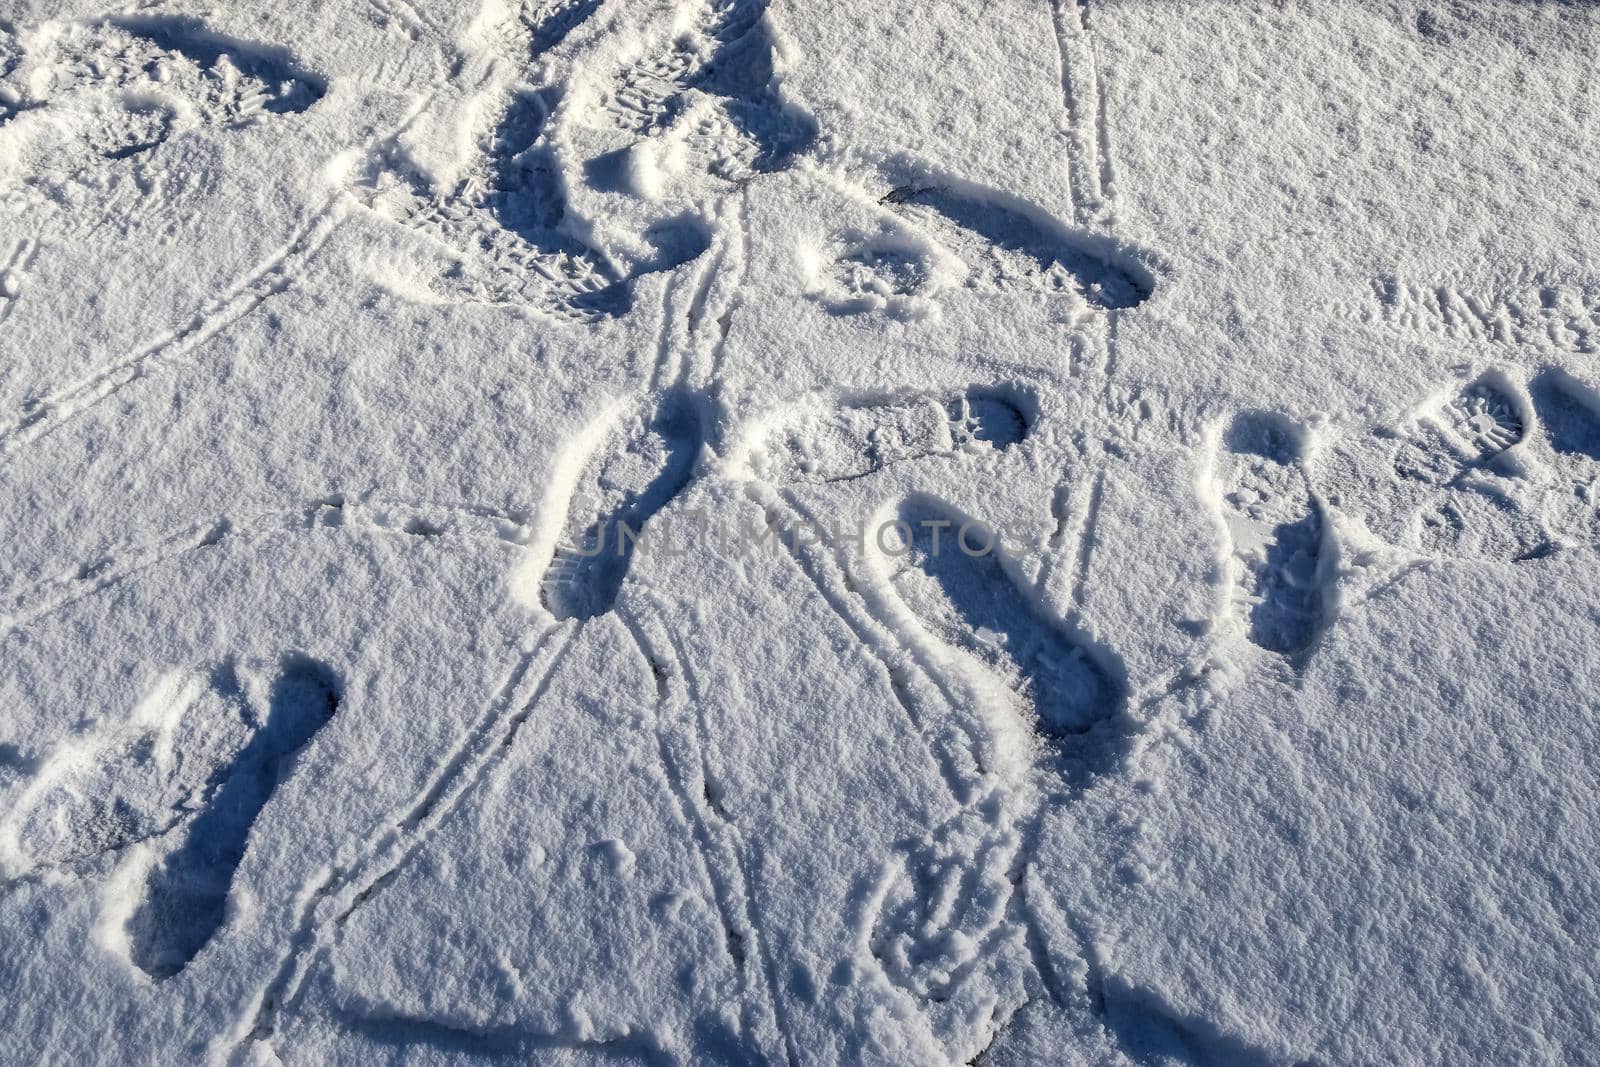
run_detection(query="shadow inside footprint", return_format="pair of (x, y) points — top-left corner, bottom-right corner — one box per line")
(686, 7), (817, 175)
(525, 0), (604, 54)
(1220, 414), (1327, 656)
(963, 392), (1029, 449)
(882, 185), (1153, 309)
(108, 16), (325, 115)
(128, 655), (340, 980)
(542, 394), (704, 621)
(1530, 368), (1600, 461)
(891, 496), (1125, 754)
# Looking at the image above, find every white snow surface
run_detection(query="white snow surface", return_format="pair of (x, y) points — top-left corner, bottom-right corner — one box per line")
(1, 0), (1598, 1063)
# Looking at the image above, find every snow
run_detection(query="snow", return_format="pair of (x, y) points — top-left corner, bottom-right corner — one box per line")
(1, 0), (1598, 1063)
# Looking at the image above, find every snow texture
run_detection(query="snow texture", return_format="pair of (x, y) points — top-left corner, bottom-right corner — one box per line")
(1, 0), (1599, 1064)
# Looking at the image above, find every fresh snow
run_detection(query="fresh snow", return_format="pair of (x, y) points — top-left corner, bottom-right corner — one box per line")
(1, 1), (1598, 1064)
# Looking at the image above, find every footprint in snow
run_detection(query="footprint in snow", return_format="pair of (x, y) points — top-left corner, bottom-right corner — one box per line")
(884, 494), (1125, 746)
(4, 665), (254, 877)
(1318, 370), (1573, 563)
(879, 182), (1155, 311)
(749, 387), (1030, 485)
(865, 491), (1129, 1043)
(868, 803), (1029, 1037)
(0, 16), (321, 195)
(1215, 411), (1330, 657)
(353, 0), (712, 323)
(539, 392), (705, 621)
(126, 654), (340, 979)
(816, 242), (939, 318)
(596, 0), (816, 184)
(1523, 367), (1600, 547)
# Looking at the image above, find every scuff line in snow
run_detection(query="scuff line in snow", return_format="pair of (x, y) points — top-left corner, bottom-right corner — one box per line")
(656, 237), (722, 391)
(744, 481), (984, 802)
(704, 188), (753, 388)
(1081, 1), (1117, 215)
(1039, 456), (1103, 606)
(684, 234), (730, 349)
(0, 492), (528, 638)
(1069, 469), (1108, 608)
(683, 194), (749, 389)
(1100, 308), (1121, 385)
(617, 601), (795, 1066)
(221, 623), (578, 1064)
(1049, 0), (1113, 225)
(0, 201), (345, 460)
(615, 606), (747, 971)
(645, 191), (747, 393)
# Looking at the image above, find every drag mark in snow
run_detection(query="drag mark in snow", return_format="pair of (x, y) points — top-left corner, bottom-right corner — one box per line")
(0, 200), (346, 461)
(1213, 412), (1331, 657)
(1068, 469), (1107, 607)
(745, 482), (984, 799)
(224, 625), (577, 1063)
(1048, 0), (1115, 225)
(0, 74), (455, 462)
(662, 232), (729, 390)
(616, 602), (795, 1066)
(0, 492), (527, 639)
(1035, 453), (1112, 605)
(674, 189), (751, 389)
